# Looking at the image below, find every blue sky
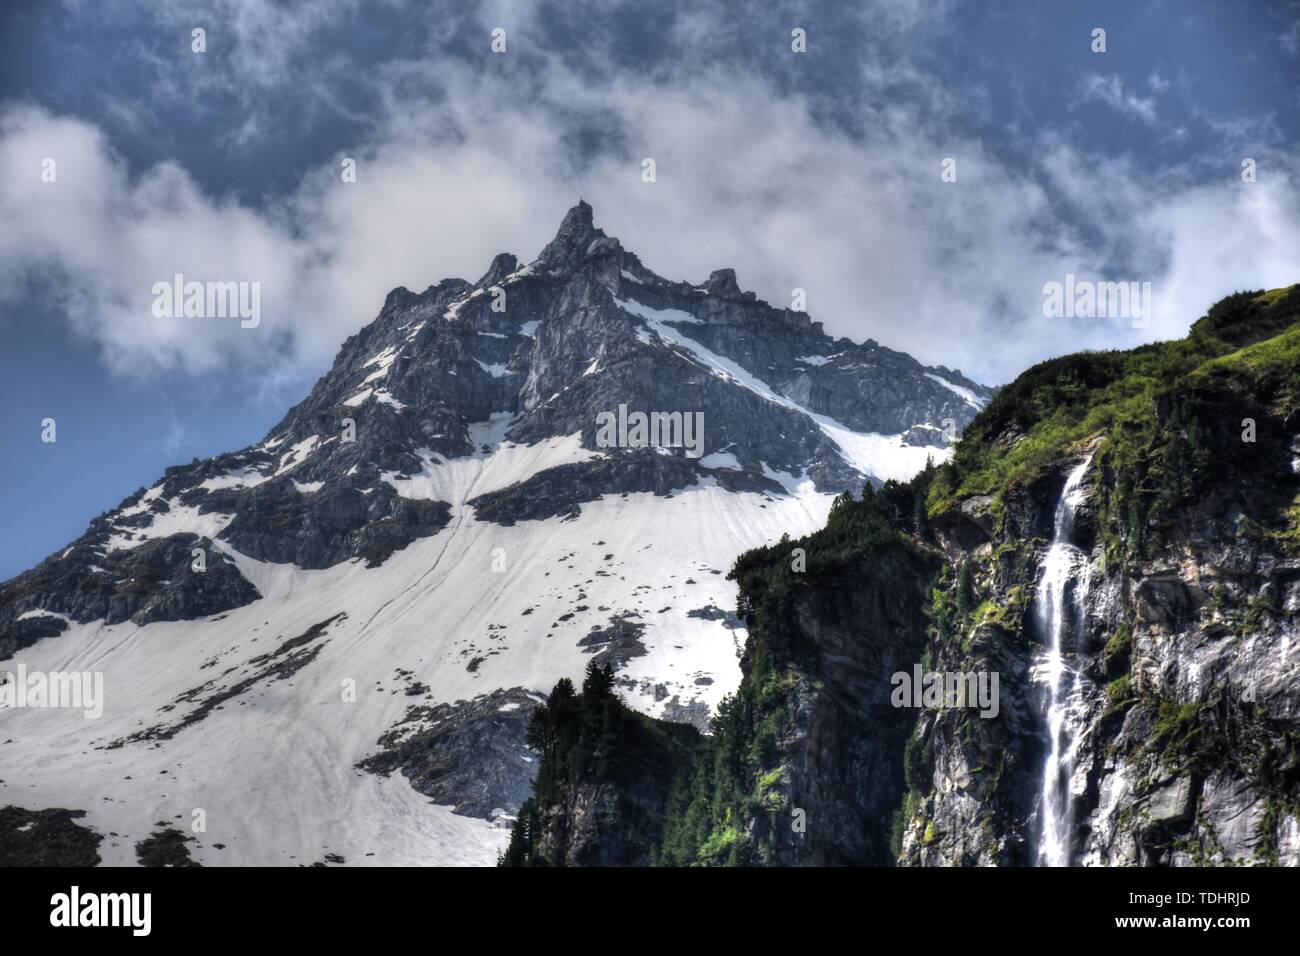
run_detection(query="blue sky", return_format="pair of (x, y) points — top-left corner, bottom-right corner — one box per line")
(1, 0), (1298, 579)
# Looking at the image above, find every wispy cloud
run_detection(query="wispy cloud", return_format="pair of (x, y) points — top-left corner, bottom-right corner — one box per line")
(156, 419), (190, 458)
(1276, 0), (1300, 55)
(1078, 73), (1159, 126)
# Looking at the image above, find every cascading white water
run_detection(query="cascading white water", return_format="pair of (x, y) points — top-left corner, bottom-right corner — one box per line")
(1035, 456), (1092, 867)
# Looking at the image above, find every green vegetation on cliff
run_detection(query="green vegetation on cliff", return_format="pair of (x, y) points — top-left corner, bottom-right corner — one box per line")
(929, 285), (1300, 561)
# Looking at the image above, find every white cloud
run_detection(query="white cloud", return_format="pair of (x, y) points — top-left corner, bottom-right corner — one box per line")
(157, 419), (191, 458)
(1078, 74), (1159, 126)
(0, 104), (306, 378)
(2, 5), (1297, 391)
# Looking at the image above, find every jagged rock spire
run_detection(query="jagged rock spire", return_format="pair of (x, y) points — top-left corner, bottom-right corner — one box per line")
(537, 200), (608, 271)
(704, 269), (741, 297)
(476, 252), (518, 289)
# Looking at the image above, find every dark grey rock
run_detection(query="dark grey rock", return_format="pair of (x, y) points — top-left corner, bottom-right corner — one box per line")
(0, 534), (260, 660)
(135, 826), (201, 867)
(0, 806), (102, 866)
(357, 687), (541, 820)
(576, 615), (648, 670)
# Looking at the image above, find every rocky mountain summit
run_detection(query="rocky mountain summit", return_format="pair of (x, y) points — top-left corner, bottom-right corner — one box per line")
(0, 202), (988, 866)
(1, 202), (987, 659)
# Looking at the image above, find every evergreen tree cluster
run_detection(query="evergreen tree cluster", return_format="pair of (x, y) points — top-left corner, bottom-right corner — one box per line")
(500, 660), (618, 866)
(500, 660), (700, 866)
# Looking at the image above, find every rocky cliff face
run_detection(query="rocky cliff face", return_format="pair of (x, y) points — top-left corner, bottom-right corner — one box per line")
(737, 542), (940, 865)
(530, 285), (1300, 867)
(903, 289), (1300, 867)
(0, 202), (988, 866)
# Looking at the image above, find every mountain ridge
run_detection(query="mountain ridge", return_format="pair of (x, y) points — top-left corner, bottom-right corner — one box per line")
(0, 202), (991, 867)
(2, 201), (991, 655)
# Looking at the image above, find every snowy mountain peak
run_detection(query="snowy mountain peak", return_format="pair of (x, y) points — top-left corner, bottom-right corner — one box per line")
(0, 201), (993, 867)
(3, 201), (993, 644)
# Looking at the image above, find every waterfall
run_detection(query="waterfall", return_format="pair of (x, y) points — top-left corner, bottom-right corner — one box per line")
(1035, 456), (1092, 867)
